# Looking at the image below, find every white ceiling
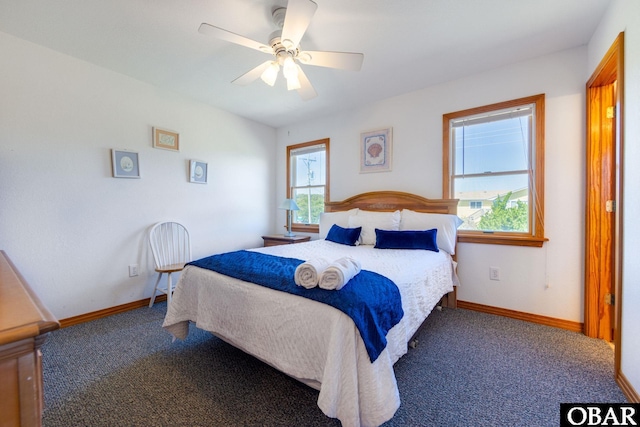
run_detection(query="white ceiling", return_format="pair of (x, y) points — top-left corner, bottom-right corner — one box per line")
(0, 0), (610, 128)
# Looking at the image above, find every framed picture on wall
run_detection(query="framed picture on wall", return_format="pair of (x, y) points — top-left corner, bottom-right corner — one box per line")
(360, 127), (392, 173)
(111, 149), (140, 178)
(152, 127), (180, 151)
(190, 160), (208, 184)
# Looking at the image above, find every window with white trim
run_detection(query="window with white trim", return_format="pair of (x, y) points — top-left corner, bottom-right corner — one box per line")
(443, 94), (546, 247)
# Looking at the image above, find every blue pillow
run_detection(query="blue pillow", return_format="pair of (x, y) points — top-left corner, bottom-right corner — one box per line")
(374, 228), (439, 251)
(325, 224), (362, 246)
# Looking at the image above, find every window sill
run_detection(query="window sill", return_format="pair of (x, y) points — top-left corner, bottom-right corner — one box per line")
(458, 233), (548, 248)
(291, 224), (319, 234)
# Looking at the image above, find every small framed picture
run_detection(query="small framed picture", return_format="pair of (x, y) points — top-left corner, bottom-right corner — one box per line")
(153, 127), (180, 151)
(360, 127), (392, 173)
(190, 160), (208, 184)
(112, 149), (140, 178)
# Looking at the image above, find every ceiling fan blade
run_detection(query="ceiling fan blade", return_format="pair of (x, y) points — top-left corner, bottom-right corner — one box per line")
(281, 0), (318, 49)
(295, 66), (317, 101)
(199, 23), (271, 53)
(298, 50), (364, 71)
(232, 61), (272, 86)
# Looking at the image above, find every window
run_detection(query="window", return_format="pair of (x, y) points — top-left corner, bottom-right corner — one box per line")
(287, 139), (330, 233)
(443, 94), (546, 247)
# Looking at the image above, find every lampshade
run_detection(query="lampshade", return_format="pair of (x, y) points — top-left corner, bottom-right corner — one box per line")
(282, 57), (301, 91)
(282, 57), (297, 79)
(286, 75), (301, 91)
(279, 198), (300, 211)
(260, 62), (279, 87)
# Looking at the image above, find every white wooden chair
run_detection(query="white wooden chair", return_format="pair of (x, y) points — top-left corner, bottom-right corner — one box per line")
(148, 221), (191, 307)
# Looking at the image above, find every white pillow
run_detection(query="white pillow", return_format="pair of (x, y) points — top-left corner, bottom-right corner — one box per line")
(319, 209), (359, 239)
(348, 210), (400, 245)
(400, 209), (463, 254)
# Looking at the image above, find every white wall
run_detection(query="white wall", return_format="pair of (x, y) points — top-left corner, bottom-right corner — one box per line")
(0, 32), (277, 319)
(588, 0), (640, 400)
(277, 46), (587, 323)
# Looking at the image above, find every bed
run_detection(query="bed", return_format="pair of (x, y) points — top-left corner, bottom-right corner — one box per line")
(163, 191), (460, 427)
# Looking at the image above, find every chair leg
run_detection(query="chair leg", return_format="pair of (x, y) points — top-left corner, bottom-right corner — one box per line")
(149, 272), (163, 307)
(166, 272), (173, 306)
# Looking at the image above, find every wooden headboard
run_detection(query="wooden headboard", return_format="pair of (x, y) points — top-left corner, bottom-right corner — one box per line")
(325, 191), (458, 215)
(324, 191), (459, 309)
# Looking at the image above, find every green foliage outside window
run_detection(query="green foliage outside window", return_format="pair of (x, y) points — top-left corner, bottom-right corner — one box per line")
(478, 192), (528, 232)
(294, 193), (325, 225)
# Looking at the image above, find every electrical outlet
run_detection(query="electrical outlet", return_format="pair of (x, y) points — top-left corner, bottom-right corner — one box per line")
(489, 267), (500, 281)
(129, 264), (139, 277)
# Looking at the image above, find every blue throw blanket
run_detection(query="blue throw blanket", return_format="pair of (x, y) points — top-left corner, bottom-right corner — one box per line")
(188, 250), (404, 362)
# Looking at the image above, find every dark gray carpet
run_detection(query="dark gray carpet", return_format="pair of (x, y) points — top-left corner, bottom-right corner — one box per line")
(42, 304), (626, 426)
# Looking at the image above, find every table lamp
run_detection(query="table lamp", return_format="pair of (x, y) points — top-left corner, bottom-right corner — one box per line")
(279, 198), (300, 237)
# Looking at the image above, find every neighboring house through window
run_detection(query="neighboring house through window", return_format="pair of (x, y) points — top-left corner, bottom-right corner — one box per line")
(443, 94), (546, 247)
(287, 138), (330, 233)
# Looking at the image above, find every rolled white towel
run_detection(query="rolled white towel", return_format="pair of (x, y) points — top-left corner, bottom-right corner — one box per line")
(295, 257), (331, 289)
(319, 257), (362, 291)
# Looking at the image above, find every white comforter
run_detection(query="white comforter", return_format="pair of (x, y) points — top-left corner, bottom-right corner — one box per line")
(163, 240), (456, 427)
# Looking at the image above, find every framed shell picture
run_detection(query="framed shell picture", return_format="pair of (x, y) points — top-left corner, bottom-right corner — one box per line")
(360, 127), (392, 173)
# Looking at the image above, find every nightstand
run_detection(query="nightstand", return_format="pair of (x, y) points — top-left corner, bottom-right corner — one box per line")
(262, 234), (311, 247)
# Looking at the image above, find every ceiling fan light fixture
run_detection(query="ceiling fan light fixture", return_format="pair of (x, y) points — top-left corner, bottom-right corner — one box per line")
(260, 62), (280, 86)
(282, 56), (301, 90)
(199, 0), (363, 100)
(282, 56), (298, 80)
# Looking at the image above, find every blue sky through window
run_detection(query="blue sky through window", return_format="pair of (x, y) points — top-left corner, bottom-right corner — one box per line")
(453, 115), (531, 195)
(454, 117), (529, 174)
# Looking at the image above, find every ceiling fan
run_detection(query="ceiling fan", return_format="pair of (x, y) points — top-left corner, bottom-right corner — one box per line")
(198, 0), (364, 100)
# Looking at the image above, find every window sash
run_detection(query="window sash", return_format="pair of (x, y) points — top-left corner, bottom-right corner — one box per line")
(450, 108), (534, 177)
(290, 145), (326, 188)
(291, 186), (325, 225)
(452, 173), (530, 233)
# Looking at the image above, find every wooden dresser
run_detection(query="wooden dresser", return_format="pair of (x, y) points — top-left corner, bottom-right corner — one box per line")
(0, 250), (59, 427)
